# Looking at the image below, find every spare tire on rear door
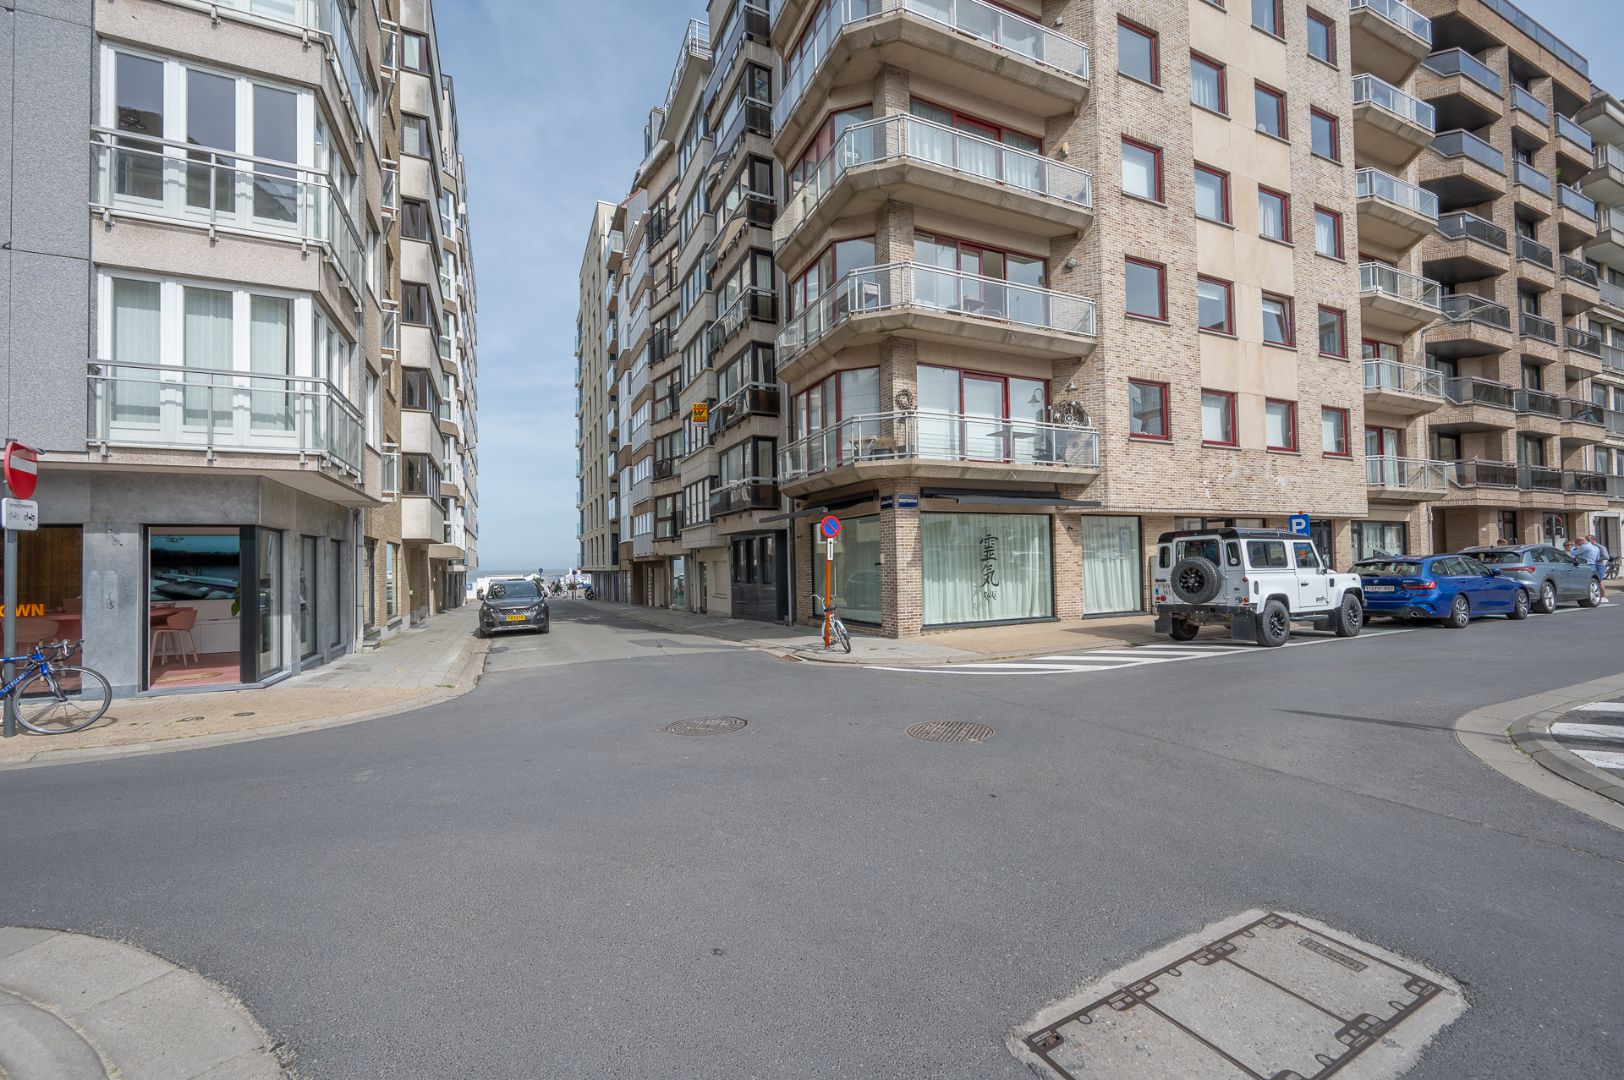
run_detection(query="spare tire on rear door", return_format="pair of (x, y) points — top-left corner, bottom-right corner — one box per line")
(1169, 557), (1223, 604)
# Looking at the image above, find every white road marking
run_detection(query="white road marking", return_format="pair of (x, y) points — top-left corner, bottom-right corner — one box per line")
(1570, 748), (1624, 771)
(1572, 701), (1624, 715)
(1549, 722), (1624, 743)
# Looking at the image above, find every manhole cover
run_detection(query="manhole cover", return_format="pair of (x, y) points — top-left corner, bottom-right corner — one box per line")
(906, 721), (993, 743)
(1012, 910), (1466, 1080)
(664, 716), (746, 736)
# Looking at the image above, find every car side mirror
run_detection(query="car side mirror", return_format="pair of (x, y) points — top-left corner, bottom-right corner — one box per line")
(1485, 567), (1500, 576)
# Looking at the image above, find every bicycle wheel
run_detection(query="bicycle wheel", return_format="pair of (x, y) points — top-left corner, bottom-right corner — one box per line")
(833, 619), (852, 654)
(14, 666), (112, 735)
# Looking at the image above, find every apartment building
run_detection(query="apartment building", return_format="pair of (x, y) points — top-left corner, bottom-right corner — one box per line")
(577, 200), (623, 599)
(1577, 89), (1624, 554)
(1, 0), (476, 693)
(1401, 0), (1608, 553)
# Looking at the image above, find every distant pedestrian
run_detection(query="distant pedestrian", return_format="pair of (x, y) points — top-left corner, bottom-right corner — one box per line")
(1573, 536), (1609, 603)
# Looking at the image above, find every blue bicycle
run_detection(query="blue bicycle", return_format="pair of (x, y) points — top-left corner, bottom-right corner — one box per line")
(2, 640), (110, 735)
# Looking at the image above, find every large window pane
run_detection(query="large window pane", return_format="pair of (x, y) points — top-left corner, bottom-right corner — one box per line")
(250, 295), (293, 431)
(186, 70), (236, 214)
(1117, 22), (1157, 84)
(111, 278), (162, 425)
(1083, 516), (1142, 614)
(252, 85), (298, 223)
(1126, 259), (1164, 319)
(114, 53), (165, 200)
(183, 287), (233, 428)
(816, 514), (882, 624)
(1198, 278), (1231, 333)
(923, 512), (1053, 625)
(1121, 140), (1159, 200)
(257, 529), (283, 679)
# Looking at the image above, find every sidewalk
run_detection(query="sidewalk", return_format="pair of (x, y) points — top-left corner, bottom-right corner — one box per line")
(0, 607), (487, 769)
(588, 601), (1165, 665)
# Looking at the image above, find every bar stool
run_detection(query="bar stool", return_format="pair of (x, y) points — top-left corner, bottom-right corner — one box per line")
(152, 608), (200, 667)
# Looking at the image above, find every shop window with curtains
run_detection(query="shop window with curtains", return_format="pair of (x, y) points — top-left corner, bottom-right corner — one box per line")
(810, 515), (882, 624)
(922, 512), (1053, 626)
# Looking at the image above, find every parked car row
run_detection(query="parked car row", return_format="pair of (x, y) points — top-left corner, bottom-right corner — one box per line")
(1355, 544), (1604, 627)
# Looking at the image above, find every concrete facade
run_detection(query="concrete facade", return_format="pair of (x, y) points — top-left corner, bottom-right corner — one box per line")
(576, 201), (622, 600)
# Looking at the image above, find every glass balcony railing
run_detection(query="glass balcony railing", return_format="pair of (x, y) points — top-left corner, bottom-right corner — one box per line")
(1514, 160), (1552, 196)
(1519, 310), (1557, 341)
(709, 478), (779, 517)
(1431, 130), (1506, 173)
(1421, 49), (1500, 94)
(1359, 262), (1442, 309)
(1366, 457), (1448, 493)
(1562, 256), (1600, 287)
(779, 410), (1100, 482)
(1602, 280), (1624, 310)
(1596, 144), (1624, 173)
(1557, 114), (1594, 151)
(1476, 0), (1586, 79)
(1352, 0), (1432, 43)
(1515, 388), (1561, 417)
(1607, 206), (1624, 236)
(1561, 398), (1605, 425)
(1518, 464), (1563, 492)
(1444, 377), (1516, 409)
(1352, 74), (1436, 131)
(381, 307), (399, 355)
(1437, 211), (1506, 249)
(1516, 234), (1554, 268)
(1558, 184), (1597, 220)
(86, 360), (365, 477)
(774, 0), (1090, 133)
(777, 114), (1093, 247)
(90, 130), (364, 301)
(1440, 294), (1512, 329)
(778, 263), (1098, 360)
(1564, 469), (1607, 495)
(1512, 85), (1549, 125)
(1356, 167), (1439, 219)
(1448, 460), (1518, 488)
(1364, 359), (1444, 398)
(1565, 325), (1603, 355)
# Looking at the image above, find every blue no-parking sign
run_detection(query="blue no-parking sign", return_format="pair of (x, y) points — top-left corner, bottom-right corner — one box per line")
(1288, 514), (1311, 536)
(819, 515), (841, 539)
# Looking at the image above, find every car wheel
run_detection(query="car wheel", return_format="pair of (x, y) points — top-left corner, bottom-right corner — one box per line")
(1332, 594), (1364, 638)
(1507, 588), (1531, 621)
(1254, 599), (1291, 648)
(1169, 557), (1223, 605)
(1535, 580), (1558, 614)
(475, 627), (487, 639)
(1580, 578), (1603, 609)
(1443, 594), (1470, 629)
(1168, 618), (1199, 642)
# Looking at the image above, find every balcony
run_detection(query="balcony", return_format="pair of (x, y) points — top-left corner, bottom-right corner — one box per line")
(778, 410), (1100, 492)
(1436, 377), (1517, 433)
(774, 113), (1092, 268)
(1511, 85), (1549, 126)
(1558, 184), (1599, 246)
(777, 263), (1097, 377)
(1358, 262), (1441, 334)
(1513, 160), (1553, 201)
(1519, 310), (1557, 343)
(1352, 74), (1436, 166)
(1448, 460), (1518, 489)
(1515, 387), (1562, 418)
(709, 383), (781, 436)
(771, 0), (1089, 156)
(91, 131), (364, 302)
(1603, 341), (1624, 372)
(1431, 294), (1512, 357)
(85, 360), (368, 503)
(1562, 255), (1600, 288)
(1350, 0), (1432, 83)
(1444, 376), (1516, 410)
(1584, 143), (1624, 206)
(1423, 131), (1506, 209)
(1364, 359), (1445, 415)
(1565, 325), (1603, 356)
(1517, 464), (1563, 493)
(1564, 469), (1608, 497)
(709, 478), (779, 517)
(1356, 167), (1439, 250)
(1589, 205), (1624, 265)
(662, 18), (711, 121)
(708, 287), (778, 361)
(1516, 234), (1554, 270)
(1558, 114), (1594, 154)
(1366, 456), (1448, 500)
(1425, 212), (1507, 282)
(1417, 50), (1502, 134)
(1420, 49), (1500, 95)
(1559, 398), (1607, 443)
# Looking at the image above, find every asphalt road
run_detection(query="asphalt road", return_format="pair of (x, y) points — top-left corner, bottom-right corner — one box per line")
(1, 601), (1621, 1078)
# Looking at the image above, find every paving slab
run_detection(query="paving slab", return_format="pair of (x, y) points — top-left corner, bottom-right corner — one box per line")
(0, 989), (109, 1080)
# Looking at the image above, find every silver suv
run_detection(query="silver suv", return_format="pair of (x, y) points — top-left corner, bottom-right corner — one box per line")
(1458, 544), (1603, 612)
(1152, 529), (1366, 647)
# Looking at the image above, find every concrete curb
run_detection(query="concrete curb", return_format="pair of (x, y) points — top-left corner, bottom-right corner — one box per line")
(0, 636), (492, 773)
(0, 927), (289, 1079)
(1454, 672), (1624, 832)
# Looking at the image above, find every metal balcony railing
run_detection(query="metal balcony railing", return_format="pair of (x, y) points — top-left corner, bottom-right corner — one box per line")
(381, 306), (399, 355)
(777, 113), (1093, 248)
(1610, 475), (1624, 498)
(1431, 129), (1506, 172)
(1602, 342), (1624, 371)
(1352, 74), (1436, 130)
(662, 19), (711, 118)
(1437, 211), (1506, 248)
(1558, 114), (1594, 151)
(779, 410), (1100, 482)
(1357, 167), (1439, 219)
(1477, 0), (1586, 77)
(1353, 0), (1432, 41)
(1559, 185), (1598, 220)
(1565, 325), (1603, 355)
(1514, 160), (1553, 197)
(1444, 377), (1516, 409)
(774, 0), (1090, 132)
(778, 263), (1098, 360)
(1449, 460), (1518, 488)
(381, 445), (400, 499)
(1565, 469), (1608, 494)
(1359, 262), (1442, 309)
(1440, 294), (1512, 329)
(709, 288), (777, 357)
(1562, 256), (1600, 286)
(86, 360), (364, 477)
(1561, 398), (1605, 425)
(1519, 311), (1557, 342)
(1364, 360), (1444, 399)
(709, 478), (779, 517)
(91, 131), (364, 300)
(1516, 234), (1554, 268)
(1518, 464), (1563, 492)
(1421, 49), (1500, 93)
(1512, 85), (1549, 124)
(709, 383), (781, 435)
(1366, 457), (1448, 493)
(1515, 388), (1561, 417)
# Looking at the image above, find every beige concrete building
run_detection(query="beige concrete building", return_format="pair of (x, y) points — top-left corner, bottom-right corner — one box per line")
(1577, 89), (1624, 553)
(576, 201), (623, 599)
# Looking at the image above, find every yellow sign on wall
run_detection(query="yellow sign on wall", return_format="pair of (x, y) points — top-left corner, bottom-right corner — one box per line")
(691, 403), (710, 424)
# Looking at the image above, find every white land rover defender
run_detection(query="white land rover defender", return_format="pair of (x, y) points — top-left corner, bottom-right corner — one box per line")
(1151, 529), (1365, 647)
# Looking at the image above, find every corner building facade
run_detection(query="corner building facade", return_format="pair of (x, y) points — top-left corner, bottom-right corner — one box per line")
(770, 0), (1375, 635)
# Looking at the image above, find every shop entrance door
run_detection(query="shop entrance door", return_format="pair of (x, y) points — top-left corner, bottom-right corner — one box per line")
(146, 527), (243, 689)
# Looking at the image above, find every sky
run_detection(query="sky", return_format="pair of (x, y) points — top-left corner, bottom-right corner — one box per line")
(435, 0), (1624, 576)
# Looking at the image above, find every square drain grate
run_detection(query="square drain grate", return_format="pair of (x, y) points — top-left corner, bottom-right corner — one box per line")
(1014, 910), (1465, 1080)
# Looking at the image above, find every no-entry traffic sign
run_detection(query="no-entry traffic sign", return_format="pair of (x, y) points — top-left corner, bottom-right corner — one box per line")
(819, 515), (841, 539)
(3, 443), (38, 500)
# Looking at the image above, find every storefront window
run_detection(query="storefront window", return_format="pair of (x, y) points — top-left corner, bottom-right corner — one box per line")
(1083, 516), (1142, 614)
(0, 527), (84, 654)
(147, 528), (241, 689)
(922, 512), (1052, 626)
(671, 557), (686, 610)
(257, 529), (283, 679)
(812, 514), (882, 624)
(1352, 521), (1407, 560)
(299, 535), (318, 659)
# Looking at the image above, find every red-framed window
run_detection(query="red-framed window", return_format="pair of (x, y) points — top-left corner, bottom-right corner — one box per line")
(1117, 18), (1160, 85)
(1258, 185), (1291, 242)
(1322, 407), (1350, 456)
(1194, 163), (1231, 223)
(793, 367), (880, 437)
(1362, 338), (1400, 362)
(788, 234), (876, 317)
(1262, 292), (1294, 345)
(915, 231), (1047, 286)
(789, 104), (875, 189)
(1121, 137), (1164, 201)
(1252, 0), (1283, 37)
(1200, 389), (1237, 446)
(1307, 9), (1337, 65)
(1313, 206), (1344, 258)
(1125, 257), (1168, 321)
(1266, 398), (1298, 451)
(1197, 275), (1235, 334)
(1128, 379), (1170, 440)
(1191, 52), (1227, 114)
(1255, 82), (1287, 139)
(1318, 305), (1348, 357)
(909, 98), (1043, 153)
(1310, 109), (1340, 161)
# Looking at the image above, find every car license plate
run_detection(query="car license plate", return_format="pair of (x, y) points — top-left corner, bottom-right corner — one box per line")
(504, 614), (526, 622)
(1366, 585), (1395, 593)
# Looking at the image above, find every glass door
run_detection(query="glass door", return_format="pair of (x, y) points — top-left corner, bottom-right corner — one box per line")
(146, 528), (243, 690)
(299, 535), (318, 660)
(254, 528), (284, 679)
(961, 374), (1007, 460)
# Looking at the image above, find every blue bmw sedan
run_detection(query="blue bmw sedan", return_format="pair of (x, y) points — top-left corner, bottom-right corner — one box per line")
(1353, 554), (1531, 627)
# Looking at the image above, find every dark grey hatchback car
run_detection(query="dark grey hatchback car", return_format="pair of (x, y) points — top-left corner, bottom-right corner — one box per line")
(1458, 544), (1604, 612)
(476, 578), (550, 636)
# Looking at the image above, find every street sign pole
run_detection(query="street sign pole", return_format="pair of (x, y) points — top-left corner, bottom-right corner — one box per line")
(2, 442), (41, 739)
(3, 480), (15, 739)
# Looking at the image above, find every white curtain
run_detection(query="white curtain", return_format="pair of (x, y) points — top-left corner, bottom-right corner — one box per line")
(1083, 516), (1142, 614)
(916, 364), (960, 460)
(823, 515), (882, 623)
(111, 279), (162, 425)
(1201, 393), (1230, 442)
(1191, 59), (1222, 112)
(184, 287), (233, 428)
(908, 101), (955, 169)
(250, 295), (292, 431)
(1315, 212), (1338, 256)
(923, 513), (1053, 625)
(1122, 145), (1156, 200)
(1258, 192), (1284, 239)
